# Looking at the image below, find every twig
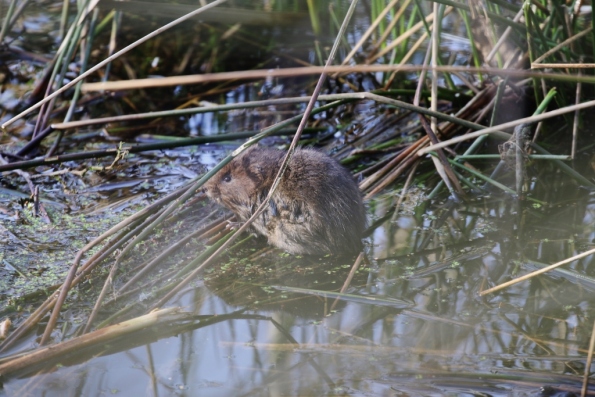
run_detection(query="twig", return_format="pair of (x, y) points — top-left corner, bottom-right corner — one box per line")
(0, 129), (317, 172)
(532, 27), (593, 65)
(340, 0), (400, 66)
(391, 159), (419, 223)
(480, 247), (595, 296)
(367, 8), (451, 64)
(581, 318), (595, 397)
(0, 308), (181, 377)
(330, 252), (364, 312)
(572, 64), (583, 159)
(532, 62), (595, 68)
(413, 35), (462, 197)
(418, 98), (595, 155)
(485, 8), (524, 64)
(61, 65), (595, 94)
(116, 214), (231, 293)
(368, 0), (413, 56)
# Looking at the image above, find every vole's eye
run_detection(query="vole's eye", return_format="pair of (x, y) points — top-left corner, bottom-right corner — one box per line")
(222, 173), (231, 183)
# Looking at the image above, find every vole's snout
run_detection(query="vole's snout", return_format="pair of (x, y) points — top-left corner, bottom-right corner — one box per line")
(203, 184), (220, 201)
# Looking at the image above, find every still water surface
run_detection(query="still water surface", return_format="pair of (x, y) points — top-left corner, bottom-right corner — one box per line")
(3, 184), (595, 395)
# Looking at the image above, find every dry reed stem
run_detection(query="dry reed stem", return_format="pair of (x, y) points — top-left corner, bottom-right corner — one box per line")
(363, 83), (498, 197)
(480, 246), (595, 296)
(390, 159), (419, 224)
(73, 65), (595, 94)
(384, 31), (428, 89)
(330, 252), (364, 312)
(581, 318), (595, 397)
(366, 155), (419, 198)
(367, 8), (452, 64)
(419, 26), (463, 197)
(419, 98), (595, 155)
(84, 255), (124, 332)
(532, 27), (593, 65)
(532, 63), (595, 68)
(0, 308), (180, 378)
(485, 8), (524, 64)
(359, 137), (426, 192)
(368, 0), (413, 56)
(49, 96), (347, 129)
(1, 0), (228, 129)
(340, 0), (400, 66)
(572, 66), (582, 159)
(431, 3), (438, 133)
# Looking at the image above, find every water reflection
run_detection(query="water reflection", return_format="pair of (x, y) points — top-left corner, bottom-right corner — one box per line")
(3, 179), (595, 395)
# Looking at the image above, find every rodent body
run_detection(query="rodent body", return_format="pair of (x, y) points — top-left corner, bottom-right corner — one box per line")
(204, 145), (366, 255)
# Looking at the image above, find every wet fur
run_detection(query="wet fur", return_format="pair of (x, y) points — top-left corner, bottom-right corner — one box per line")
(203, 146), (366, 255)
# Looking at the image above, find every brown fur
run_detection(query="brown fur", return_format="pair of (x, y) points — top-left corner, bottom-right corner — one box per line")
(203, 146), (366, 255)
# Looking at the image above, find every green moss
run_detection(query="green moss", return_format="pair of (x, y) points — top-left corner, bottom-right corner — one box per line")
(2, 204), (140, 301)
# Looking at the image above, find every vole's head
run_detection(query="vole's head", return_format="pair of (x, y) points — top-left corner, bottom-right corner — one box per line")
(203, 146), (272, 214)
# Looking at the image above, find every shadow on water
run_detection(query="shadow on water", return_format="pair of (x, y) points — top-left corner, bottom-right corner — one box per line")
(3, 165), (595, 396)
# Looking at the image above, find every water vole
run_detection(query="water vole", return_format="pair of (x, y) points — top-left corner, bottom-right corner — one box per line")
(203, 145), (366, 255)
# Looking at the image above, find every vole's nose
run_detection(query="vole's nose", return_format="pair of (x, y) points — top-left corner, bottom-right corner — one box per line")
(203, 185), (218, 198)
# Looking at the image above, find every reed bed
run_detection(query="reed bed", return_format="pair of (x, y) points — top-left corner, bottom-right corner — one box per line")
(1, 0), (595, 393)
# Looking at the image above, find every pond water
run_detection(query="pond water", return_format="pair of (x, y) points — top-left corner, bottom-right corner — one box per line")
(2, 1), (595, 397)
(3, 175), (594, 396)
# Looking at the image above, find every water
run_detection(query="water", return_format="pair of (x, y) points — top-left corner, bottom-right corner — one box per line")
(2, 182), (594, 395)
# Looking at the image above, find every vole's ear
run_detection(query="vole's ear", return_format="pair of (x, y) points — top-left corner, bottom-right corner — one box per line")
(240, 154), (265, 180)
(249, 162), (267, 180)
